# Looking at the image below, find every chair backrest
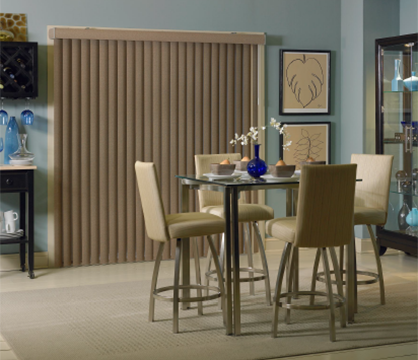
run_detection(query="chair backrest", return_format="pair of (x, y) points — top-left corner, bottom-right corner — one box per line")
(294, 164), (357, 248)
(351, 154), (394, 220)
(194, 153), (243, 209)
(134, 161), (170, 242)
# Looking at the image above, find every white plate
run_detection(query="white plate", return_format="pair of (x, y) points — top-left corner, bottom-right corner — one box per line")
(203, 173), (241, 180)
(261, 174), (300, 182)
(233, 170), (251, 177)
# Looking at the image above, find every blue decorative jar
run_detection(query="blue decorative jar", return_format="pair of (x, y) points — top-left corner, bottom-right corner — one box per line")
(247, 144), (267, 180)
(404, 71), (418, 91)
(4, 116), (19, 164)
(391, 59), (403, 91)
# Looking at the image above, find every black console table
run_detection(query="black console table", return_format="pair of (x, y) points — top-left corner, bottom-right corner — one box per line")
(0, 165), (36, 279)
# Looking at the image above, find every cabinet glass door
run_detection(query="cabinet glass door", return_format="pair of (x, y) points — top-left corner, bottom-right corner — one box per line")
(382, 42), (418, 236)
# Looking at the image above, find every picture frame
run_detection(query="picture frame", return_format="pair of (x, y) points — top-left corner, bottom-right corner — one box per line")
(279, 122), (331, 170)
(279, 49), (331, 115)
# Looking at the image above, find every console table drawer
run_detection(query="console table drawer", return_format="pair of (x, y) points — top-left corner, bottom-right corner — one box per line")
(0, 172), (28, 191)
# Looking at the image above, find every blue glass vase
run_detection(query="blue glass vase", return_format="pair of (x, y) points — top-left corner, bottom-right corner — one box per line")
(247, 143), (267, 180)
(4, 116), (19, 164)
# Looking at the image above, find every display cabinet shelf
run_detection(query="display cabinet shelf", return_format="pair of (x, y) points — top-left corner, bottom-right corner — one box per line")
(0, 41), (38, 99)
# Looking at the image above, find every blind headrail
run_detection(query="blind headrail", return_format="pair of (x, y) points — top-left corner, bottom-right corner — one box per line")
(48, 27), (266, 45)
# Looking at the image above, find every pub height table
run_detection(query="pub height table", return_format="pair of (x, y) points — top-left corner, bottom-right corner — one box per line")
(176, 173), (358, 335)
(0, 165), (36, 279)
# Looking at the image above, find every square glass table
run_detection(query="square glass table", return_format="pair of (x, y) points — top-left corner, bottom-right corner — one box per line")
(176, 173), (357, 335)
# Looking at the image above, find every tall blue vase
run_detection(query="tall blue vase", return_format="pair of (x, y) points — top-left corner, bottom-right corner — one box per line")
(247, 144), (267, 179)
(4, 116), (19, 164)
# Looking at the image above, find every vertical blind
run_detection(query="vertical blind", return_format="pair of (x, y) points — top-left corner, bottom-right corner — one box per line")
(50, 27), (265, 267)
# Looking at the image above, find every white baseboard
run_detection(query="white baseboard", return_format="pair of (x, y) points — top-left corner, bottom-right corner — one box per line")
(0, 252), (49, 271)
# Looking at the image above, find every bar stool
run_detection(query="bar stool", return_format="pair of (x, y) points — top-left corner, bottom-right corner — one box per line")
(314, 154), (393, 307)
(267, 164), (357, 341)
(135, 161), (226, 333)
(195, 153), (273, 305)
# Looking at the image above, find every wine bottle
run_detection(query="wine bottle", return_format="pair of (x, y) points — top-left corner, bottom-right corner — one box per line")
(16, 58), (26, 69)
(3, 67), (15, 79)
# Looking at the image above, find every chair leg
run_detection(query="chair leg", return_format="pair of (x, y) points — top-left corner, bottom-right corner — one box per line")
(173, 239), (182, 334)
(244, 223), (255, 296)
(272, 242), (291, 338)
(329, 247), (347, 328)
(207, 235), (227, 328)
(353, 239), (358, 313)
(339, 246), (344, 274)
(309, 248), (321, 305)
(193, 238), (203, 315)
(218, 234), (226, 310)
(204, 244), (213, 297)
(321, 248), (336, 342)
(149, 242), (165, 323)
(367, 224), (386, 305)
(253, 221), (272, 306)
(285, 246), (296, 324)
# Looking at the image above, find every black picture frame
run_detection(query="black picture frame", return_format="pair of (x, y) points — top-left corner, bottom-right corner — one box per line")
(279, 49), (331, 115)
(279, 121), (331, 169)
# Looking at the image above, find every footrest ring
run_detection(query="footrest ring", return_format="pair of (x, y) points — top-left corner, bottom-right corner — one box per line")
(276, 291), (345, 310)
(154, 284), (221, 303)
(316, 270), (379, 286)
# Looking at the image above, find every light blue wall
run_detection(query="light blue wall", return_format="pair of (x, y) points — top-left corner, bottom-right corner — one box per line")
(0, 0), (342, 253)
(400, 0), (418, 34)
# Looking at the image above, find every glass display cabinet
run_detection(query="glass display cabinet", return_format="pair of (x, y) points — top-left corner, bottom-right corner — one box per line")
(376, 33), (418, 256)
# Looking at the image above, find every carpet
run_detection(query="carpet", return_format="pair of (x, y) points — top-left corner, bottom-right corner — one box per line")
(0, 270), (416, 360)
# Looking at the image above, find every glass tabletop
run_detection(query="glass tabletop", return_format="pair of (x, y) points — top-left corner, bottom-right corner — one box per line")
(175, 173), (301, 187)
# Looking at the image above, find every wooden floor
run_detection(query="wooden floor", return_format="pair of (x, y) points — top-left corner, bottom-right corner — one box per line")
(0, 245), (416, 360)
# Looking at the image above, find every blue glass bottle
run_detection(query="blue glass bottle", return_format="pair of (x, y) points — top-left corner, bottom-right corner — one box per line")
(247, 144), (267, 180)
(4, 116), (19, 164)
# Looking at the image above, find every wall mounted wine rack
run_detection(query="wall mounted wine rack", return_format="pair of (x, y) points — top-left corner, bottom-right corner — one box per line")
(0, 41), (38, 99)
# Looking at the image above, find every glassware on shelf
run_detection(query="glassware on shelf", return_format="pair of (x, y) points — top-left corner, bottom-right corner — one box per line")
(391, 59), (404, 91)
(0, 99), (8, 126)
(20, 98), (34, 125)
(404, 71), (418, 91)
(406, 208), (418, 237)
(9, 134), (35, 164)
(0, 30), (14, 41)
(402, 180), (412, 194)
(398, 199), (411, 231)
(413, 168), (418, 195)
(4, 116), (19, 165)
(396, 170), (407, 192)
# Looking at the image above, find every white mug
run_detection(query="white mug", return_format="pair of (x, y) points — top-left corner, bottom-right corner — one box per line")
(4, 210), (18, 234)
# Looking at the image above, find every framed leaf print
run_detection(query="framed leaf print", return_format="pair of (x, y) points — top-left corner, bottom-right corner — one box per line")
(279, 122), (331, 170)
(279, 50), (331, 115)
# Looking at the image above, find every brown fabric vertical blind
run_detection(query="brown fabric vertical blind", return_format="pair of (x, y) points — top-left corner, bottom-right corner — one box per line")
(50, 27), (265, 267)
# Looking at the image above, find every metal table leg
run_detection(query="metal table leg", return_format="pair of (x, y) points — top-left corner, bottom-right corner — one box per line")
(224, 188), (233, 335)
(346, 232), (356, 323)
(286, 188), (299, 296)
(231, 187), (241, 335)
(180, 182), (191, 310)
(27, 170), (35, 279)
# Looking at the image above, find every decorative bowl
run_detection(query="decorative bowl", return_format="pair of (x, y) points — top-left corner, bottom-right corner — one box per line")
(300, 160), (326, 166)
(233, 160), (250, 171)
(210, 163), (236, 175)
(268, 165), (295, 178)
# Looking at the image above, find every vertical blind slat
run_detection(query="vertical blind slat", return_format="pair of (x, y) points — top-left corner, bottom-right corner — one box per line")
(126, 41), (136, 262)
(53, 39), (63, 267)
(71, 40), (82, 266)
(143, 41), (153, 261)
(203, 43), (211, 155)
(135, 41), (145, 261)
(62, 39), (72, 267)
(108, 40), (118, 263)
(90, 40), (100, 265)
(169, 42), (179, 258)
(117, 40), (127, 263)
(80, 40), (91, 266)
(99, 40), (110, 264)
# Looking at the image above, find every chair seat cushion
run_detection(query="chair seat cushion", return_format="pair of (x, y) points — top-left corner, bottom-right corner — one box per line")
(354, 206), (386, 226)
(201, 204), (274, 222)
(266, 217), (296, 244)
(165, 212), (225, 239)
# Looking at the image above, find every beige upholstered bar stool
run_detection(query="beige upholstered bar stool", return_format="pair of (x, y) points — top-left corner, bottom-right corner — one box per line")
(195, 153), (274, 305)
(267, 164), (357, 342)
(135, 161), (226, 333)
(315, 154), (393, 307)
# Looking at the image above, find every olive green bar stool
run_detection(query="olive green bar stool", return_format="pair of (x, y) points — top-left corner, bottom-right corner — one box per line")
(135, 161), (226, 334)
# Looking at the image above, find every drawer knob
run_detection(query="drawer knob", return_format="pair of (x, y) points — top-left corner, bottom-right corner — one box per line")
(6, 178), (13, 185)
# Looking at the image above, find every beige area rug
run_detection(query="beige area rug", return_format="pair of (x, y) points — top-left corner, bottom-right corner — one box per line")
(0, 270), (416, 360)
